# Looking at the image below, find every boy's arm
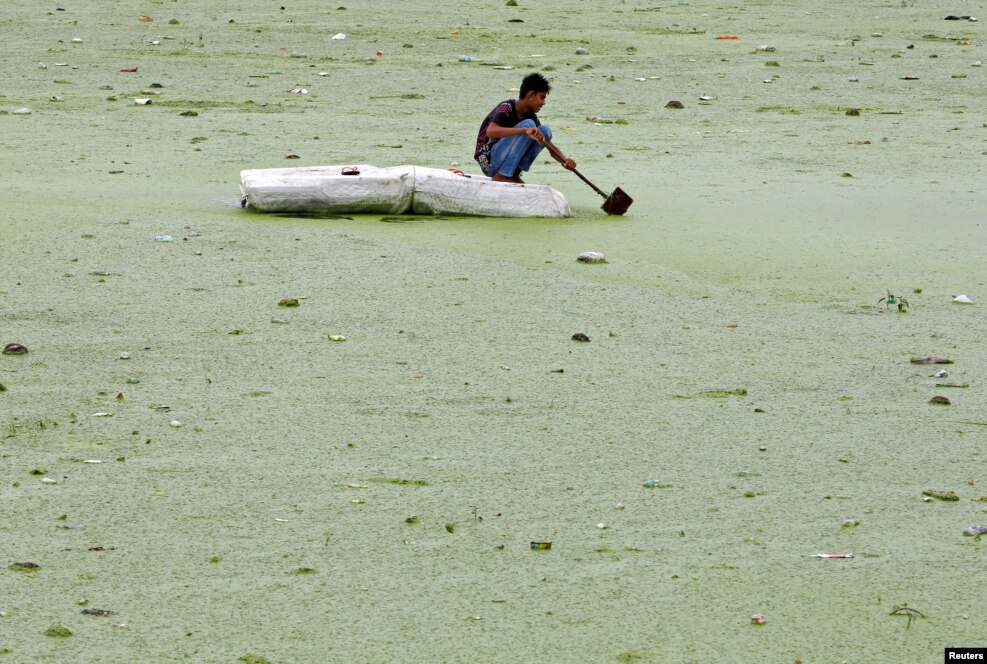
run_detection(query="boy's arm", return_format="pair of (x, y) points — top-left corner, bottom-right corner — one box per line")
(485, 123), (544, 141)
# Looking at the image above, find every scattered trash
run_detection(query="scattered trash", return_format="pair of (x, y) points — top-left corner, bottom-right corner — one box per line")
(328, 334), (347, 342)
(93, 412), (112, 417)
(120, 66), (138, 72)
(134, 98), (153, 105)
(922, 489), (959, 501)
(963, 525), (987, 536)
(3, 343), (29, 355)
(287, 88), (308, 94)
(750, 614), (766, 625)
(665, 100), (684, 109)
(575, 47), (589, 55)
(929, 395), (951, 405)
(571, 332), (590, 342)
(889, 604), (926, 629)
(332, 33), (346, 40)
(642, 479), (672, 488)
(952, 294), (974, 304)
(530, 541), (552, 550)
(41, 477), (58, 484)
(756, 45), (775, 52)
(842, 519), (860, 528)
(911, 357), (952, 364)
(11, 107), (32, 115)
(933, 369), (948, 378)
(9, 562), (40, 572)
(809, 552), (854, 558)
(169, 420), (183, 427)
(138, 15), (152, 22)
(153, 235), (173, 242)
(71, 37), (83, 43)
(44, 625), (73, 638)
(81, 608), (113, 616)
(878, 291), (908, 312)
(596, 522), (608, 529)
(576, 251), (606, 264)
(459, 55), (474, 62)
(278, 298), (300, 307)
(944, 15), (977, 21)
(119, 352), (131, 360)
(715, 35), (739, 40)
(848, 75), (860, 82)
(900, 76), (920, 81)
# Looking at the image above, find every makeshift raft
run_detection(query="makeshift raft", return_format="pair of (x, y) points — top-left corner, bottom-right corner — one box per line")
(239, 165), (572, 218)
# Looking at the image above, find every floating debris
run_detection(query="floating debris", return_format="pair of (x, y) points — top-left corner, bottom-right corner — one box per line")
(952, 294), (974, 304)
(575, 47), (589, 55)
(81, 608), (113, 616)
(642, 479), (673, 488)
(153, 235), (173, 242)
(571, 332), (590, 342)
(665, 100), (684, 109)
(922, 489), (959, 501)
(332, 33), (346, 40)
(928, 395), (951, 405)
(278, 298), (300, 307)
(9, 562), (40, 572)
(530, 541), (552, 550)
(963, 525), (987, 536)
(911, 357), (952, 364)
(44, 625), (72, 638)
(576, 251), (606, 264)
(809, 552), (854, 559)
(2, 343), (28, 355)
(328, 334), (347, 342)
(134, 98), (153, 105)
(750, 614), (767, 625)
(11, 107), (33, 115)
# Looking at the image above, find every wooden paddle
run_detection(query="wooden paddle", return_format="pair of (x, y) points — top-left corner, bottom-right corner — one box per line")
(542, 138), (633, 215)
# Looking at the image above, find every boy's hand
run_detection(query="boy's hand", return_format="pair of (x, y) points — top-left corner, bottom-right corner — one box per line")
(525, 126), (545, 143)
(563, 158), (577, 171)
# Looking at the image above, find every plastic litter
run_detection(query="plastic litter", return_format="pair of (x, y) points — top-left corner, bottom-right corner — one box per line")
(459, 55), (474, 62)
(332, 33), (346, 40)
(577, 251), (607, 264)
(11, 108), (32, 115)
(575, 47), (589, 55)
(134, 98), (153, 105)
(287, 87), (308, 94)
(809, 552), (854, 558)
(154, 235), (173, 242)
(952, 294), (974, 304)
(963, 525), (987, 536)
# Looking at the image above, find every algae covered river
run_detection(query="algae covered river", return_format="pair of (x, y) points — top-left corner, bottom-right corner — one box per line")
(1, 1), (985, 662)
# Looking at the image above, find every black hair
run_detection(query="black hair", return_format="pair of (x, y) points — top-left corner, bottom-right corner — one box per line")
(519, 72), (551, 98)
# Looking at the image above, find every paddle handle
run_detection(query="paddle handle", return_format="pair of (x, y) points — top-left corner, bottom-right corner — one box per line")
(542, 138), (609, 200)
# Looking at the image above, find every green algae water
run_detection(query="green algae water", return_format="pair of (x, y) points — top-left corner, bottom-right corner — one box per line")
(1, 2), (985, 662)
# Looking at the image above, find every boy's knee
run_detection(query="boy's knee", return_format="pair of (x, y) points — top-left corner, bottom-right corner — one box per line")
(539, 124), (553, 141)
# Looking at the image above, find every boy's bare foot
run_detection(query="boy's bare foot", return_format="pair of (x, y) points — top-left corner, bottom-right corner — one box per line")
(491, 172), (515, 183)
(512, 175), (525, 184)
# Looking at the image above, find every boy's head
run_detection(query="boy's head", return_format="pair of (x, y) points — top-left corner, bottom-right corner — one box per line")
(519, 73), (551, 99)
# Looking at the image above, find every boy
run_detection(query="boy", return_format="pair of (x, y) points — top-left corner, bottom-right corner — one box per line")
(474, 72), (576, 184)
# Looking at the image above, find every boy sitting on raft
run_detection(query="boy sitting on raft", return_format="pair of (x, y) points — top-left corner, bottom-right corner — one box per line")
(474, 72), (576, 183)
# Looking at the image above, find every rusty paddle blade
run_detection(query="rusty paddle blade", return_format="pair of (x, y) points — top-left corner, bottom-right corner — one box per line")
(602, 187), (633, 216)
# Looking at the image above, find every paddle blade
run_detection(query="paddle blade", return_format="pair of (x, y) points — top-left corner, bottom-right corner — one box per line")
(602, 187), (633, 216)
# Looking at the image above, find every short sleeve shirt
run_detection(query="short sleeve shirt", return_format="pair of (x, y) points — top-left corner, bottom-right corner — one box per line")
(474, 100), (540, 174)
